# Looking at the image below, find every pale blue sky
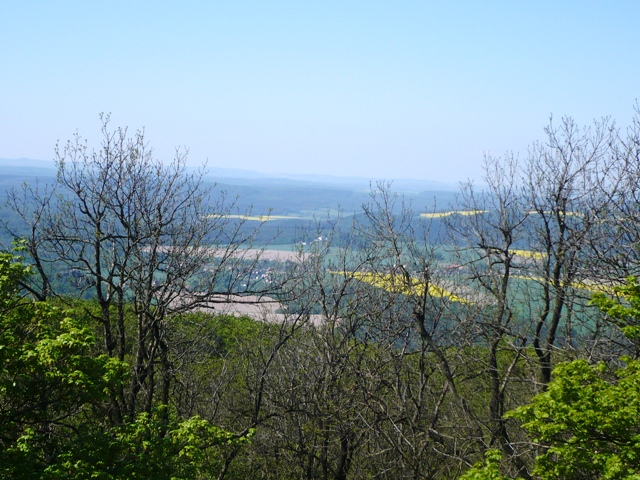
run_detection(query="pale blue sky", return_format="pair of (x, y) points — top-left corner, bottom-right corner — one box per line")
(1, 1), (638, 183)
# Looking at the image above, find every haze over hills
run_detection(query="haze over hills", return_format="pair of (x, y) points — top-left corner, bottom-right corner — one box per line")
(203, 166), (460, 194)
(0, 158), (459, 194)
(0, 158), (58, 179)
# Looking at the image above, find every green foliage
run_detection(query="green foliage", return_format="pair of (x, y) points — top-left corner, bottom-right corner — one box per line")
(0, 246), (31, 304)
(36, 409), (252, 480)
(460, 450), (512, 480)
(458, 278), (640, 480)
(209, 313), (264, 355)
(510, 359), (640, 479)
(0, 252), (248, 479)
(500, 278), (640, 480)
(591, 276), (640, 345)
(0, 252), (122, 477)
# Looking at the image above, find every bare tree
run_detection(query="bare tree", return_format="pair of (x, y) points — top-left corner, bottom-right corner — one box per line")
(3, 181), (56, 300)
(444, 155), (533, 478)
(524, 116), (616, 386)
(595, 105), (640, 280)
(7, 114), (267, 425)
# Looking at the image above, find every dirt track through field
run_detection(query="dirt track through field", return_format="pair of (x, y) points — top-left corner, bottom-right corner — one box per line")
(185, 294), (324, 325)
(235, 248), (306, 262)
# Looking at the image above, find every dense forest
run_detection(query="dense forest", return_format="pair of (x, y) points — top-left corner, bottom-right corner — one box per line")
(3, 111), (640, 479)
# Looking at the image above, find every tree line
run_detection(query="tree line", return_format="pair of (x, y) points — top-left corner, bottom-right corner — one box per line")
(3, 110), (640, 478)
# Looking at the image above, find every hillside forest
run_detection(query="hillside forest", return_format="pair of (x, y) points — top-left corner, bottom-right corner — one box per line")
(4, 111), (640, 479)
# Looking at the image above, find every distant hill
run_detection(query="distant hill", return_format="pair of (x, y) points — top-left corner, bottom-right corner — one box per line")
(0, 158), (57, 180)
(0, 157), (459, 247)
(0, 157), (459, 194)
(0, 157), (460, 216)
(202, 166), (459, 193)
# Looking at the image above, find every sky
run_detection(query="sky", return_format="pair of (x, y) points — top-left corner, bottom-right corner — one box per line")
(1, 1), (639, 184)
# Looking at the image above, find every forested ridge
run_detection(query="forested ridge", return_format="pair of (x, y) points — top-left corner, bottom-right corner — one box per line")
(4, 112), (640, 479)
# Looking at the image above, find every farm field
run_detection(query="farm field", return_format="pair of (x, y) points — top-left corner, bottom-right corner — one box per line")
(207, 214), (302, 221)
(420, 209), (487, 219)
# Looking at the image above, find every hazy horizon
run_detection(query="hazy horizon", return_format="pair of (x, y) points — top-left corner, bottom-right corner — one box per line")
(2, 2), (639, 183)
(0, 156), (461, 191)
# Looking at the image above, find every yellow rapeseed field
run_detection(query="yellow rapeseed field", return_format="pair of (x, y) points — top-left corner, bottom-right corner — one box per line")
(420, 210), (487, 219)
(511, 249), (547, 260)
(337, 271), (468, 303)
